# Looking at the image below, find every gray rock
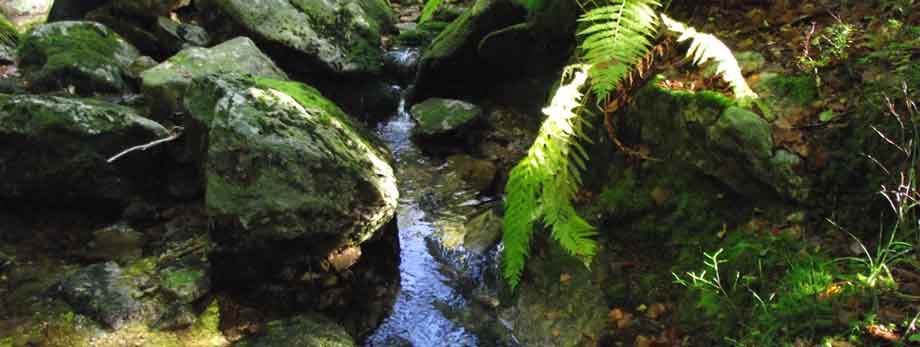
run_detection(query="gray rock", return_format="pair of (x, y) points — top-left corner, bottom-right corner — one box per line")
(0, 95), (170, 204)
(462, 207), (502, 254)
(234, 314), (355, 347)
(183, 74), (398, 249)
(141, 36), (288, 120)
(197, 0), (395, 76)
(47, 0), (108, 21)
(56, 262), (143, 330)
(18, 21), (141, 93)
(87, 223), (145, 263)
(446, 154), (497, 193)
(410, 98), (482, 138)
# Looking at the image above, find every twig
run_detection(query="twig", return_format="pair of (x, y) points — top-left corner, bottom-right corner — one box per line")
(107, 126), (184, 163)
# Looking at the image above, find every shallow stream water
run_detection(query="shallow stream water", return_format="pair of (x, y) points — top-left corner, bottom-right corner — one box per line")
(364, 90), (516, 347)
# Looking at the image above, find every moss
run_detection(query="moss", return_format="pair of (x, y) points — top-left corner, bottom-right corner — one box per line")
(759, 74), (819, 105)
(18, 22), (139, 92)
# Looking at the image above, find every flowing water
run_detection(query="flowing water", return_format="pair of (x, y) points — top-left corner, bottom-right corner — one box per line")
(365, 89), (516, 346)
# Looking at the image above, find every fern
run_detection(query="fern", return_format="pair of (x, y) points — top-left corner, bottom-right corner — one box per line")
(0, 13), (17, 47)
(660, 14), (758, 102)
(577, 0), (662, 100)
(503, 65), (596, 289)
(419, 0), (446, 24)
(502, 2), (759, 291)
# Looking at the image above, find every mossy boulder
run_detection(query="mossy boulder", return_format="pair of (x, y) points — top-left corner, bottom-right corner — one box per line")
(55, 262), (143, 330)
(141, 37), (288, 120)
(625, 83), (810, 201)
(410, 98), (483, 140)
(183, 74), (398, 249)
(234, 314), (354, 347)
(0, 94), (169, 205)
(196, 0), (395, 76)
(18, 21), (141, 94)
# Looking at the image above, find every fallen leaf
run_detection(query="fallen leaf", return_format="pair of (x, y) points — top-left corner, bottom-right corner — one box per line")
(867, 324), (900, 341)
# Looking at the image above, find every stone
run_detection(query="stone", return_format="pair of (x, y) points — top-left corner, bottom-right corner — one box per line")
(159, 264), (210, 303)
(410, 98), (482, 138)
(233, 314), (355, 347)
(18, 21), (141, 94)
(0, 0), (53, 21)
(462, 207), (502, 254)
(141, 36), (288, 120)
(446, 154), (497, 193)
(196, 0), (395, 76)
(708, 106), (774, 161)
(87, 223), (145, 263)
(112, 0), (190, 18)
(0, 95), (170, 204)
(183, 74), (398, 250)
(153, 16), (209, 53)
(46, 0), (108, 21)
(56, 262), (143, 329)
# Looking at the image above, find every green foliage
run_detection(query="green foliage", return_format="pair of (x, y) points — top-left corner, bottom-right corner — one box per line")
(660, 14), (757, 102)
(503, 65), (597, 289)
(0, 13), (18, 47)
(419, 0), (446, 24)
(502, 0), (760, 290)
(577, 0), (661, 100)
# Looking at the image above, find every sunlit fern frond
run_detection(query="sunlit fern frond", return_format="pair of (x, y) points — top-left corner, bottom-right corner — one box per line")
(660, 14), (758, 102)
(0, 14), (18, 47)
(503, 65), (596, 289)
(419, 0), (446, 24)
(577, 0), (662, 100)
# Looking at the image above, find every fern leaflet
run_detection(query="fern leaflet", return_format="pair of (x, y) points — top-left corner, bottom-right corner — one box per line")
(577, 0), (662, 100)
(503, 65), (595, 289)
(660, 14), (758, 102)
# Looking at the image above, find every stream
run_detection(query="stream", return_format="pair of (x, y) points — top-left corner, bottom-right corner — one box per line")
(364, 83), (517, 346)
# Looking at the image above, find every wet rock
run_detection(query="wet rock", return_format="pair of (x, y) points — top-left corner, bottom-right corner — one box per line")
(462, 207), (502, 254)
(410, 98), (483, 139)
(184, 74), (397, 251)
(141, 36), (288, 120)
(234, 314), (355, 347)
(86, 223), (145, 263)
(56, 262), (143, 329)
(18, 21), (141, 94)
(153, 16), (209, 52)
(446, 154), (497, 193)
(196, 0), (395, 76)
(0, 94), (170, 205)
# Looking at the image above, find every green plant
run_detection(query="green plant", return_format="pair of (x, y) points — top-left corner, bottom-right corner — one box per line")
(0, 13), (17, 47)
(501, 0), (756, 289)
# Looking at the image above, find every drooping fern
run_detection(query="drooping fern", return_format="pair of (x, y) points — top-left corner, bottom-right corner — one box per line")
(501, 2), (760, 290)
(503, 65), (596, 289)
(0, 13), (18, 47)
(578, 0), (662, 100)
(660, 14), (757, 102)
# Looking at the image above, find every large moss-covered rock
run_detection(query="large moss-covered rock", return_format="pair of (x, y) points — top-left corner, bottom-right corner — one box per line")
(184, 74), (398, 249)
(55, 262), (143, 330)
(196, 0), (395, 76)
(0, 95), (169, 204)
(625, 84), (810, 201)
(18, 21), (141, 93)
(141, 37), (288, 120)
(234, 314), (354, 347)
(410, 98), (482, 139)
